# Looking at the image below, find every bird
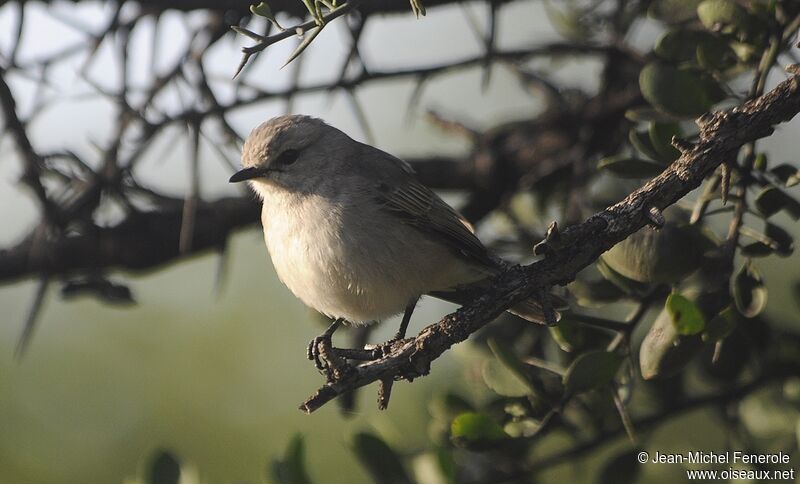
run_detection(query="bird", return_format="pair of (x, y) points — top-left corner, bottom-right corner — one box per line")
(229, 114), (558, 368)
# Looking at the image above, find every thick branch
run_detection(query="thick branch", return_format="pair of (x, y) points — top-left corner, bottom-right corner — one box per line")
(0, 197), (259, 283)
(300, 67), (800, 413)
(0, 66), (56, 222)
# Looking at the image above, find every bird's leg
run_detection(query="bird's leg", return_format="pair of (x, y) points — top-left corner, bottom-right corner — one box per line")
(372, 297), (420, 360)
(307, 318), (343, 370)
(393, 297), (419, 341)
(373, 299), (419, 410)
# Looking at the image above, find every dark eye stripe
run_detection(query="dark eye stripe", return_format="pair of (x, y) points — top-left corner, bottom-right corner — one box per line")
(275, 149), (299, 166)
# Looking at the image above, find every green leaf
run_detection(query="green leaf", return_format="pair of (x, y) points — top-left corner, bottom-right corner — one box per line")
(250, 1), (286, 30)
(648, 121), (682, 162)
(794, 281), (800, 313)
(649, 0), (703, 23)
(352, 432), (412, 484)
(250, 1), (273, 16)
(597, 156), (666, 178)
(655, 29), (703, 62)
(697, 0), (747, 33)
(544, 2), (590, 41)
(655, 29), (731, 68)
(639, 62), (725, 117)
(785, 378), (800, 404)
(569, 278), (626, 307)
(625, 107), (679, 122)
(666, 292), (706, 335)
(503, 418), (541, 438)
(601, 220), (704, 284)
(450, 412), (507, 449)
(753, 153), (767, 171)
(770, 164), (800, 187)
(702, 306), (737, 343)
(796, 418), (800, 451)
(429, 393), (474, 422)
(732, 260), (767, 318)
(148, 450), (181, 484)
(640, 306), (704, 379)
(740, 223), (794, 257)
(562, 350), (623, 395)
(485, 339), (543, 399)
(597, 449), (641, 484)
(730, 41), (758, 62)
(548, 317), (585, 352)
(596, 258), (651, 296)
(435, 447), (456, 483)
(272, 435), (313, 484)
(755, 187), (800, 220)
(696, 34), (737, 70)
(739, 391), (800, 440)
(482, 360), (529, 397)
(629, 128), (664, 162)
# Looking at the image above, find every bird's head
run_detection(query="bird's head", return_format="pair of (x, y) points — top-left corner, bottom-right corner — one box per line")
(230, 114), (349, 197)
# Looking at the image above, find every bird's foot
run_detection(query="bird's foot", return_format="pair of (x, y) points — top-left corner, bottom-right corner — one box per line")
(307, 318), (345, 372)
(307, 334), (333, 371)
(307, 334), (357, 382)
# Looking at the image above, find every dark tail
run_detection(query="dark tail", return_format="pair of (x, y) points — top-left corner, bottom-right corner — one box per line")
(429, 286), (565, 325)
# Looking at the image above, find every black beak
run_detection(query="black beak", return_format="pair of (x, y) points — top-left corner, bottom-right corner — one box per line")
(229, 167), (268, 183)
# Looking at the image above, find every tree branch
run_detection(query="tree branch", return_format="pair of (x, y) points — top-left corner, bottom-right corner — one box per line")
(7, 0), (509, 16)
(0, 66), (58, 223)
(299, 66), (800, 413)
(0, 197), (259, 283)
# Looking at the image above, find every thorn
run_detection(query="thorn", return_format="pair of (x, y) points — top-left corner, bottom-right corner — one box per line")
(282, 25), (323, 69)
(425, 110), (480, 141)
(231, 25), (264, 41)
(213, 243), (229, 299)
(233, 51), (253, 79)
(545, 221), (560, 242)
(378, 378), (393, 410)
(15, 276), (50, 361)
(345, 89), (374, 145)
(404, 76), (428, 123)
(533, 240), (548, 255)
(695, 112), (714, 127)
(480, 1), (497, 90)
(409, 0), (426, 17)
(712, 340), (723, 364)
(645, 206), (665, 229)
(539, 289), (558, 327)
(611, 386), (638, 445)
(671, 135), (695, 154)
(720, 162), (731, 205)
(534, 221), (559, 255)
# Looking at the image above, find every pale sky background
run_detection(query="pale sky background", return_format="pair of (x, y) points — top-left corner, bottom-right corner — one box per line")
(0, 2), (799, 483)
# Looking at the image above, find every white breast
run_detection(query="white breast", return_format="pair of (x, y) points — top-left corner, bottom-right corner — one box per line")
(254, 181), (483, 324)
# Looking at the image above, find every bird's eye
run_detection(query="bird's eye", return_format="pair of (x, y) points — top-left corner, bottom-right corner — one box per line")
(275, 149), (300, 166)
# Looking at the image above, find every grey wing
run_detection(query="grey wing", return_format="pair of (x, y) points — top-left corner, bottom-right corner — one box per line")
(358, 143), (499, 269)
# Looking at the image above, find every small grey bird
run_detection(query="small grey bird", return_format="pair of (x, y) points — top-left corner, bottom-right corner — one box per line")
(230, 115), (555, 366)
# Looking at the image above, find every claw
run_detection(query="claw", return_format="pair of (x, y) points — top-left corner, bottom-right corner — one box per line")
(307, 334), (331, 371)
(307, 318), (343, 372)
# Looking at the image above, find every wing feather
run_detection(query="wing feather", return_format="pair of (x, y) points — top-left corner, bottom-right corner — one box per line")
(358, 144), (497, 269)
